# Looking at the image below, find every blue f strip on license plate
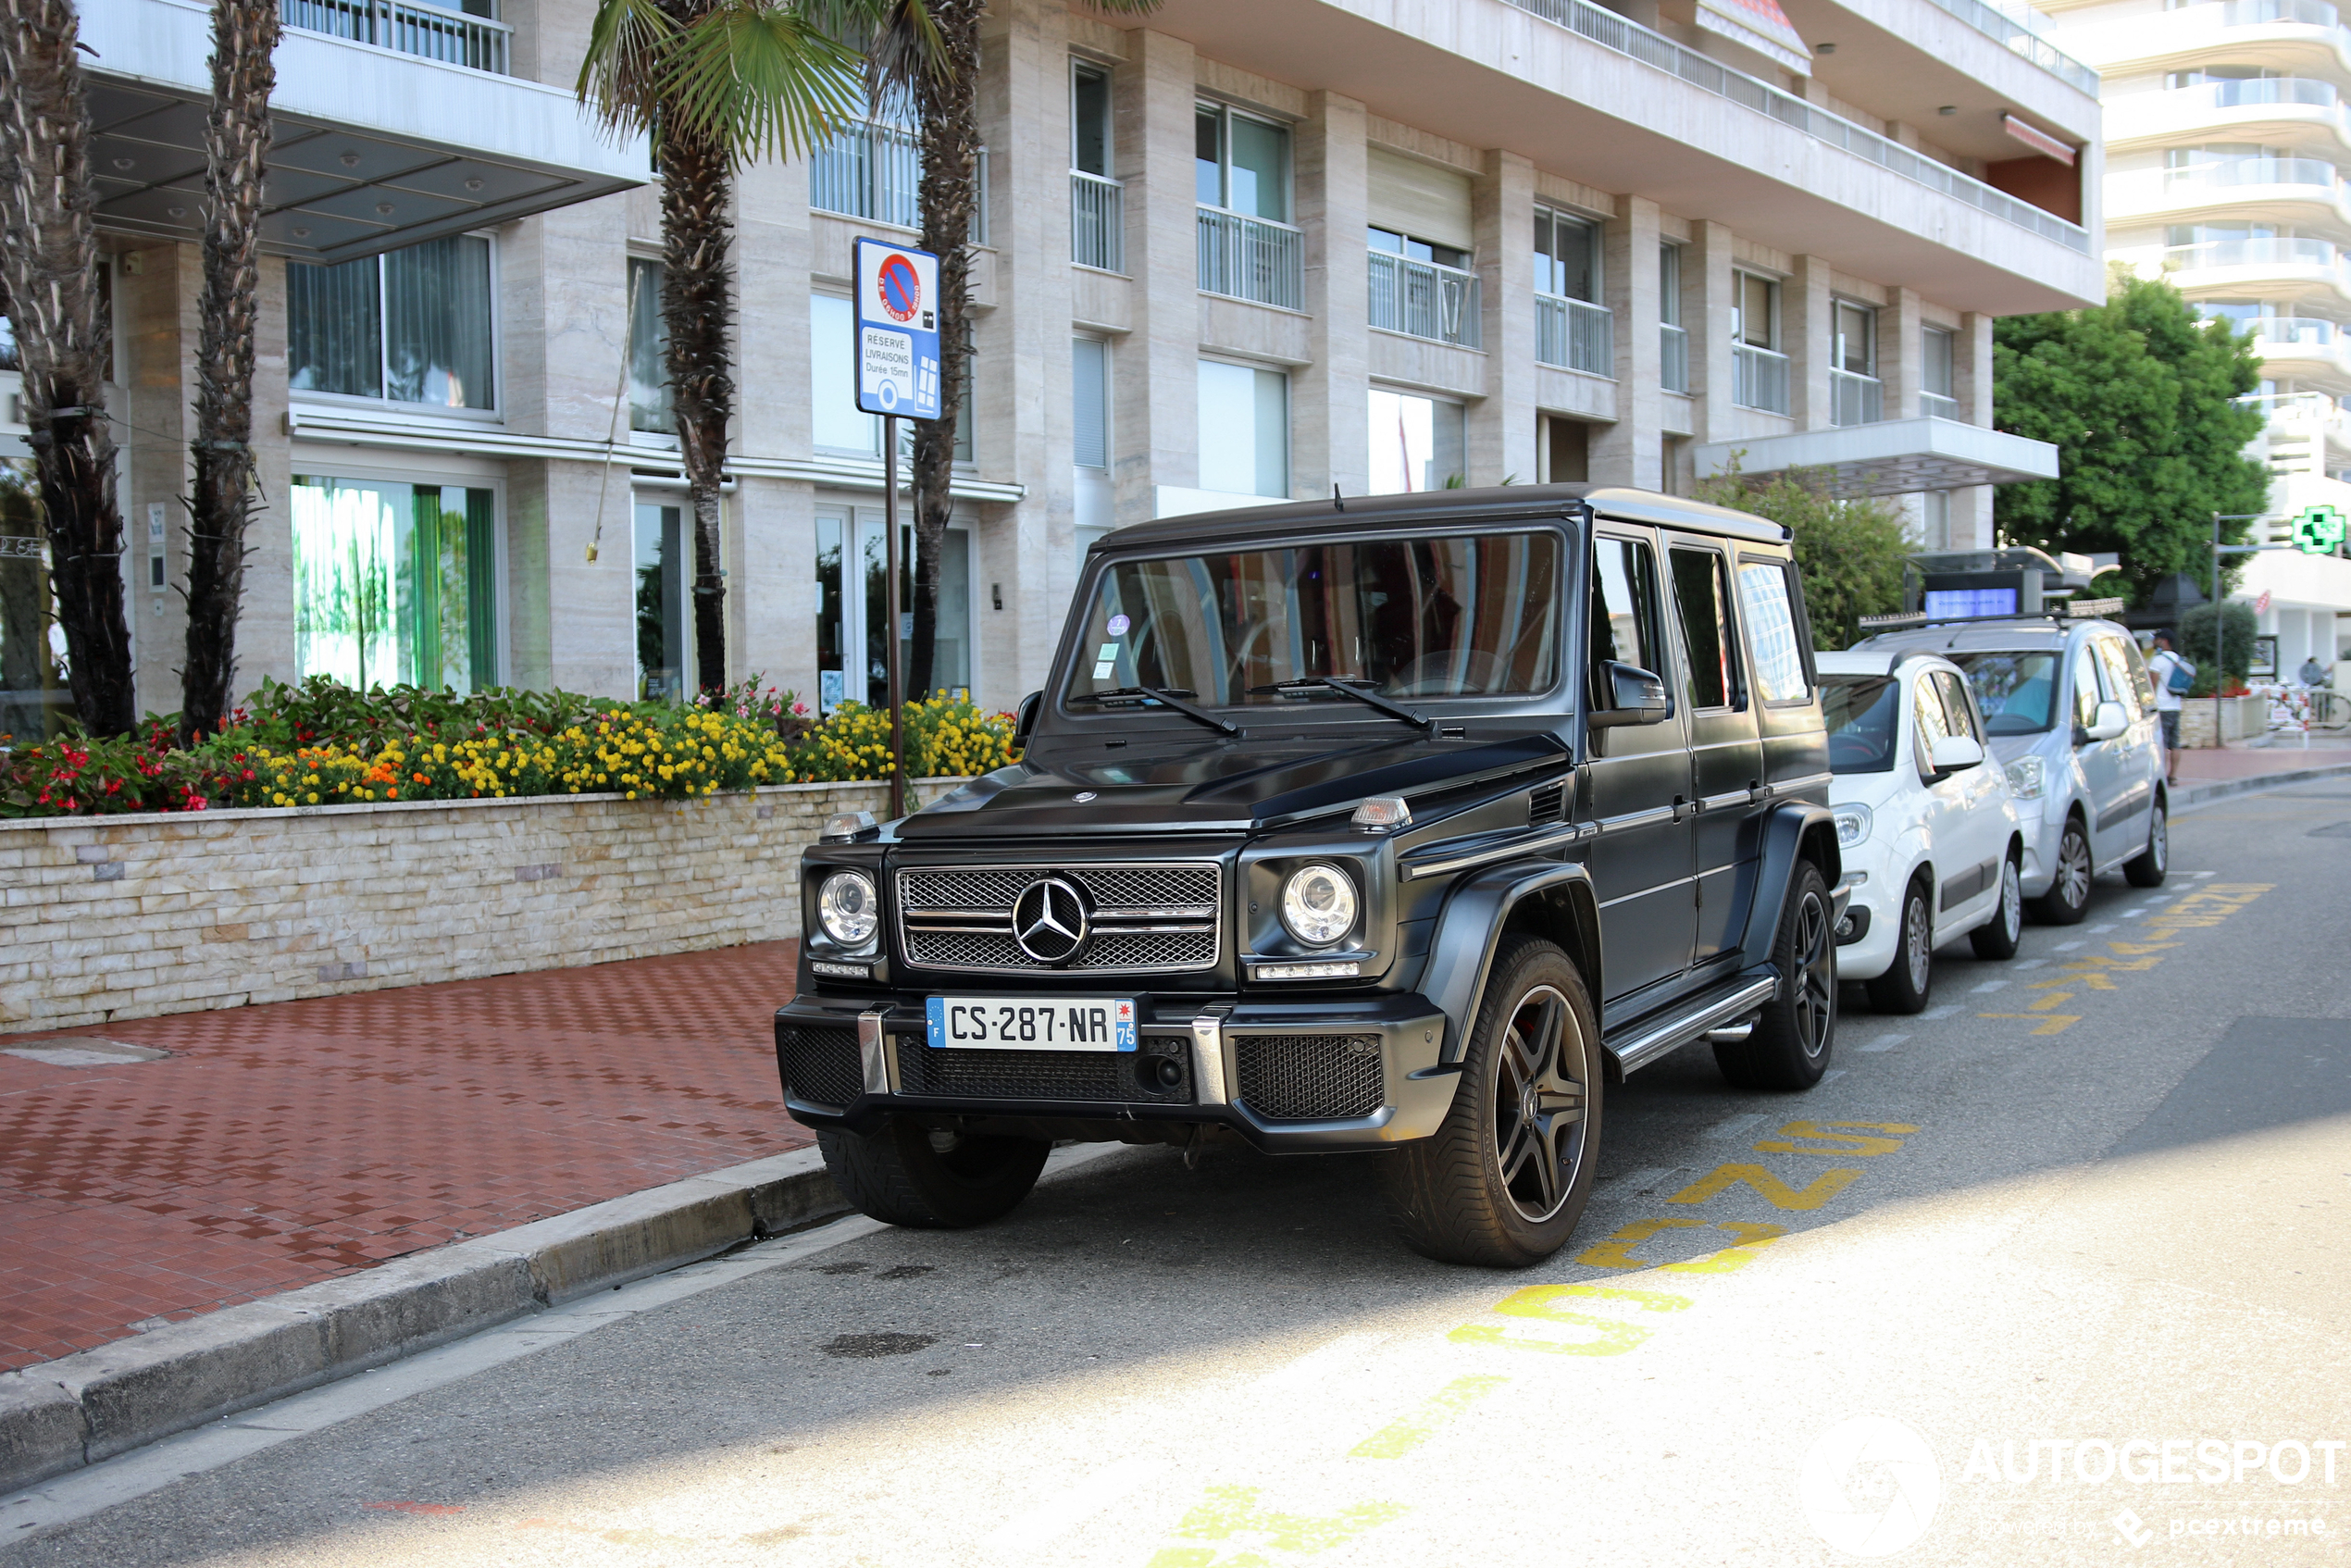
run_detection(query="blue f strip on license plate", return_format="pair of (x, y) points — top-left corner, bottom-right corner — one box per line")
(925, 997), (1138, 1052)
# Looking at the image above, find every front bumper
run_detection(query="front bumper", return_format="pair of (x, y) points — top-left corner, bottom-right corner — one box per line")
(774, 991), (1455, 1153)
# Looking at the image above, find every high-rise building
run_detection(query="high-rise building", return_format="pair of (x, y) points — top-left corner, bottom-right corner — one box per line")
(1, 0), (2096, 724)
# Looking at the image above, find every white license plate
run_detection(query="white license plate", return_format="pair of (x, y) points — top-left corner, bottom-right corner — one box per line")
(925, 996), (1137, 1052)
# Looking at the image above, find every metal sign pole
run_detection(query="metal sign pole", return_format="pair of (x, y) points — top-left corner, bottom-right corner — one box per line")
(886, 414), (906, 823)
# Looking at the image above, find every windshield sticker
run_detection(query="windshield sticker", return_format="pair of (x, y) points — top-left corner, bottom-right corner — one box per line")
(1098, 642), (1121, 662)
(1092, 661), (1115, 679)
(1107, 614), (1130, 636)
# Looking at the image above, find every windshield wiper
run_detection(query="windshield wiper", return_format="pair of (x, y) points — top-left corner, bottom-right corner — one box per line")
(1250, 677), (1437, 734)
(1067, 685), (1242, 737)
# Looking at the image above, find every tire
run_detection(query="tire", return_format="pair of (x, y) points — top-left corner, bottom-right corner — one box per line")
(1970, 852), (2024, 961)
(2124, 798), (2169, 888)
(2028, 813), (2093, 925)
(1380, 936), (1602, 1268)
(1863, 877), (1934, 1014)
(815, 1117), (1051, 1229)
(1717, 862), (1837, 1090)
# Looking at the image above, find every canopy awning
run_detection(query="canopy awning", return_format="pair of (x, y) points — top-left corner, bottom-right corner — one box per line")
(1694, 417), (2060, 497)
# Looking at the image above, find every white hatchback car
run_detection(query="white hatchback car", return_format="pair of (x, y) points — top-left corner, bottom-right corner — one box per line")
(1817, 651), (2027, 1014)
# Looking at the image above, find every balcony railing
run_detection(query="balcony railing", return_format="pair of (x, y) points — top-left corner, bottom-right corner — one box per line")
(1660, 322), (1690, 393)
(1071, 171), (1124, 273)
(1534, 293), (1611, 374)
(1734, 343), (1791, 414)
(2114, 158), (2345, 213)
(812, 119), (921, 230)
(1198, 208), (1303, 311)
(1831, 368), (1885, 427)
(2218, 0), (2338, 26)
(2248, 316), (2343, 347)
(1922, 391), (1961, 419)
(1919, 0), (2100, 95)
(1497, 0), (2090, 252)
(281, 0), (511, 73)
(1367, 252), (1482, 347)
(2166, 236), (2337, 271)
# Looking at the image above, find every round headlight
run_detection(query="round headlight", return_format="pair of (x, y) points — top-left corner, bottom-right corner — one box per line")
(1831, 803), (1874, 850)
(817, 870), (878, 947)
(1280, 863), (1359, 947)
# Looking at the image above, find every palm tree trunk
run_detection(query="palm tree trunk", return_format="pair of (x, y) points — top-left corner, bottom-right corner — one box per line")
(0, 0), (134, 736)
(181, 0), (278, 742)
(660, 120), (735, 699)
(908, 0), (981, 702)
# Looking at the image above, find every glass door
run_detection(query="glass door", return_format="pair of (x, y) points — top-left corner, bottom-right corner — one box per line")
(815, 506), (972, 713)
(633, 500), (689, 700)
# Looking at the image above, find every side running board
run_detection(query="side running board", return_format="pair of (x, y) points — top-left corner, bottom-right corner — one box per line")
(1606, 971), (1779, 1077)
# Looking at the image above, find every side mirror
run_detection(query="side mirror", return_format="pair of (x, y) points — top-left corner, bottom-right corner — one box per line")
(2084, 700), (2128, 743)
(1928, 734), (1984, 777)
(1014, 691), (1042, 746)
(1588, 661), (1672, 728)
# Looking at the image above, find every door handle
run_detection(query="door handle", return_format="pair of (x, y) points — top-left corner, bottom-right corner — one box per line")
(1673, 793), (1692, 821)
(1747, 779), (1771, 805)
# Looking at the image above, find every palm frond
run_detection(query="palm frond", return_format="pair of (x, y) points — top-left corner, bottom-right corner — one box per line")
(577, 0), (685, 138)
(794, 0), (947, 98)
(665, 2), (870, 164)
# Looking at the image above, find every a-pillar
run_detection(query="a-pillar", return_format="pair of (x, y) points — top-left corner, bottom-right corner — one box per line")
(1470, 149), (1536, 488)
(1296, 91), (1369, 501)
(1113, 29), (1200, 521)
(1592, 193), (1662, 488)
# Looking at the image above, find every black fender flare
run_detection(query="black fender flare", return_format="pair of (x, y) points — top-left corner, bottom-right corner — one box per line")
(1737, 802), (1843, 972)
(1423, 861), (1600, 1066)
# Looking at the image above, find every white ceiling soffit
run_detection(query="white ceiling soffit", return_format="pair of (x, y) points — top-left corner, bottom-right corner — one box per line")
(78, 0), (648, 265)
(1694, 417), (2061, 498)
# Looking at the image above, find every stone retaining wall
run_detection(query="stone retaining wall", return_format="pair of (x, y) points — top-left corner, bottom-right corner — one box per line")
(2176, 695), (2269, 749)
(0, 779), (963, 1034)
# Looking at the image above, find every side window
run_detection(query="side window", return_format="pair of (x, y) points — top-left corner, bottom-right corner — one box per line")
(1934, 669), (1983, 743)
(1669, 546), (1742, 710)
(1913, 669), (1956, 773)
(1591, 535), (1664, 701)
(2094, 638), (2143, 720)
(1735, 557), (1809, 702)
(2071, 644), (2105, 730)
(2121, 637), (2158, 712)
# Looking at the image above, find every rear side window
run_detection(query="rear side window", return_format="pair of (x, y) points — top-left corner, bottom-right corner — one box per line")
(1669, 546), (1742, 710)
(1735, 558), (1809, 703)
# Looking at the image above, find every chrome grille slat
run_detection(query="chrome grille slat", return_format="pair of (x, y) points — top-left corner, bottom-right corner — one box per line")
(893, 862), (1223, 975)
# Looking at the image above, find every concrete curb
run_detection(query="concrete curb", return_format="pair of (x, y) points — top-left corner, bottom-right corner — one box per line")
(2171, 757), (2351, 811)
(0, 1146), (845, 1497)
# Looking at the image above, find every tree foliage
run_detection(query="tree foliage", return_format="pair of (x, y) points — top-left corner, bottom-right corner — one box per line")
(2176, 600), (2258, 696)
(1694, 467), (1910, 651)
(1994, 270), (2270, 605)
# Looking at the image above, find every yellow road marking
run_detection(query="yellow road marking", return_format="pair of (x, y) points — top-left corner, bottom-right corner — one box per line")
(1667, 1164), (1862, 1211)
(2026, 990), (2074, 1011)
(1349, 1375), (1509, 1459)
(1147, 1487), (1409, 1565)
(1978, 1011), (2079, 1035)
(1751, 1121), (1921, 1157)
(1447, 1284), (1692, 1357)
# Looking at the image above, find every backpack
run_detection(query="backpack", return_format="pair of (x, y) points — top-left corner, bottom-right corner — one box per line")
(2164, 654), (2196, 696)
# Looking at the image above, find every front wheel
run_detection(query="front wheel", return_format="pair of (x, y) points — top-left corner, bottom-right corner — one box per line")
(816, 1118), (1051, 1229)
(1717, 862), (1836, 1089)
(2124, 800), (2169, 887)
(1970, 854), (2024, 960)
(1380, 936), (1602, 1268)
(1864, 878), (1934, 1014)
(2029, 814), (2093, 925)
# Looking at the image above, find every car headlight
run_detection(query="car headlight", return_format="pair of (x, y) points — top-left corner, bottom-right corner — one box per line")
(1279, 863), (1359, 947)
(816, 870), (879, 947)
(2005, 755), (2045, 800)
(1831, 803), (1873, 850)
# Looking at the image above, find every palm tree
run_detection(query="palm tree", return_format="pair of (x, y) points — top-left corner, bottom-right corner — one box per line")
(580, 0), (881, 696)
(0, 0), (136, 736)
(180, 0), (280, 742)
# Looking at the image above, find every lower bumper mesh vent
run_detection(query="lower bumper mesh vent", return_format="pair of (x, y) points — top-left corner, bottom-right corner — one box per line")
(1234, 1034), (1386, 1120)
(778, 1026), (864, 1109)
(896, 1038), (1194, 1104)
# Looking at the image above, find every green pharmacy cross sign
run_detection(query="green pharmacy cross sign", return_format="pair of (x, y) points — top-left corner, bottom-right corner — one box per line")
(2293, 504), (2347, 555)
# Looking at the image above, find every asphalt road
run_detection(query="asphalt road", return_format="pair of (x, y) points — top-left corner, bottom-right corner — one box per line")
(6, 780), (2348, 1567)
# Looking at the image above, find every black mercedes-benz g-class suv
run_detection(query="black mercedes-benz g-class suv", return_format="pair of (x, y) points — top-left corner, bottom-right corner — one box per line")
(776, 484), (1843, 1266)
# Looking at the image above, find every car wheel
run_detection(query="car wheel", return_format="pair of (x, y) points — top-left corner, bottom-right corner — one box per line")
(2124, 799), (2169, 888)
(1718, 862), (1837, 1089)
(816, 1118), (1051, 1229)
(2028, 813), (2093, 925)
(1970, 854), (2024, 961)
(1380, 936), (1601, 1268)
(1863, 877), (1934, 1014)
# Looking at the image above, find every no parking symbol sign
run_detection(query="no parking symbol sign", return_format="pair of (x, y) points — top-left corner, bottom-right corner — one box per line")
(852, 236), (940, 419)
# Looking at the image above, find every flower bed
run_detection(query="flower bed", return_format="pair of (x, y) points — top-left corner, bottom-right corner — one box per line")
(1, 678), (1019, 819)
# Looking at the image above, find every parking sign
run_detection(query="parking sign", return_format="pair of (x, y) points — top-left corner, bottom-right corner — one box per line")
(852, 237), (940, 420)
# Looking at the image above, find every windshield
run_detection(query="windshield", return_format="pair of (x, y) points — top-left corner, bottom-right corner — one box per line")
(1822, 674), (1900, 774)
(1068, 531), (1562, 707)
(1947, 651), (2060, 735)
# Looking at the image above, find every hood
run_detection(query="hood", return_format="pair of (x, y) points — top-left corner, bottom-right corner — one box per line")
(896, 729), (1570, 840)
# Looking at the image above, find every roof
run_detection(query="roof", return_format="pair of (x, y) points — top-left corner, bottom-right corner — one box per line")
(1851, 615), (2126, 655)
(1091, 483), (1790, 555)
(1815, 651), (1899, 677)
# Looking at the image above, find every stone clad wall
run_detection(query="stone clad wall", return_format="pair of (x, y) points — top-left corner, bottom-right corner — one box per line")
(0, 780), (963, 1034)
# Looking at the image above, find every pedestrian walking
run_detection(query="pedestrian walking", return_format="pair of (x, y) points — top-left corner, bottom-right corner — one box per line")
(2146, 630), (2196, 786)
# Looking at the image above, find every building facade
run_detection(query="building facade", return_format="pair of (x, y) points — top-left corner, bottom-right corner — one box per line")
(2054, 0), (2351, 674)
(2, 0), (2097, 728)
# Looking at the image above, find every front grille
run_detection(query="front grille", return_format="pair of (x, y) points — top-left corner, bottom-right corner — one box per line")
(778, 1026), (864, 1109)
(895, 862), (1222, 976)
(1234, 1034), (1386, 1121)
(895, 1036), (1194, 1103)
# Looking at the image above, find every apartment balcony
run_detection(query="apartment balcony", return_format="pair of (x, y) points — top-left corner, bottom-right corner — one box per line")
(1911, 0), (2100, 95)
(811, 120), (921, 231)
(1199, 208), (1303, 311)
(2164, 236), (2351, 303)
(1734, 344), (1792, 416)
(1695, 417), (2060, 498)
(1922, 391), (1961, 419)
(2107, 157), (2349, 228)
(1368, 252), (1482, 347)
(2106, 79), (2351, 157)
(80, 0), (644, 263)
(1832, 369), (1886, 427)
(1534, 293), (1610, 374)
(1072, 171), (1125, 273)
(2066, 0), (2351, 81)
(2248, 316), (2351, 384)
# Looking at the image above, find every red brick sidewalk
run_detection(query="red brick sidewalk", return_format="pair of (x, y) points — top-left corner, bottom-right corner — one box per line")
(2174, 734), (2351, 784)
(0, 942), (810, 1373)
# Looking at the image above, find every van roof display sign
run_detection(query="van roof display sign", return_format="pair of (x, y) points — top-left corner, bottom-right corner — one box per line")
(852, 236), (940, 420)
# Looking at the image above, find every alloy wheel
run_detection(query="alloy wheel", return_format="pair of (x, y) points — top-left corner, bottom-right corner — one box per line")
(1998, 860), (2022, 942)
(1792, 890), (1835, 1058)
(1902, 892), (1932, 993)
(2055, 827), (2092, 912)
(2149, 809), (2168, 873)
(1489, 984), (1589, 1224)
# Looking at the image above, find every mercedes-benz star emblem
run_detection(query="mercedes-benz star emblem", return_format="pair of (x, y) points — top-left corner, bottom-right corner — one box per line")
(1012, 877), (1089, 964)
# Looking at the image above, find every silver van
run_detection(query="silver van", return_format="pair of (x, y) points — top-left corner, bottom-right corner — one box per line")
(1850, 615), (2168, 919)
